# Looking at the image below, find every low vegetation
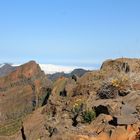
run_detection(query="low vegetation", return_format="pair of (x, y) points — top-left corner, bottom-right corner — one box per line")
(97, 74), (131, 99)
(0, 118), (22, 136)
(82, 109), (96, 123)
(72, 99), (96, 124)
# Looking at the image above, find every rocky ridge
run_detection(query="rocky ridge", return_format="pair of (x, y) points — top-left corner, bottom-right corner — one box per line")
(0, 58), (140, 140)
(0, 61), (51, 137)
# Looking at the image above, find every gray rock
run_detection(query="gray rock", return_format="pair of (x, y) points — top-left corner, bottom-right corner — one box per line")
(117, 115), (138, 125)
(121, 104), (137, 116)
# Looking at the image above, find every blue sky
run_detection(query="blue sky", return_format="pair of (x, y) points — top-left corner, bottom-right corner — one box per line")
(0, 0), (140, 67)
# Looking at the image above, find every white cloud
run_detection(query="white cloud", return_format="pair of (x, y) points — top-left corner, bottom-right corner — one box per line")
(39, 64), (76, 74)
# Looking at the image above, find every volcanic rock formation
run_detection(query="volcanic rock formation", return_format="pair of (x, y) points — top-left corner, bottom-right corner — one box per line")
(0, 58), (140, 140)
(0, 61), (51, 137)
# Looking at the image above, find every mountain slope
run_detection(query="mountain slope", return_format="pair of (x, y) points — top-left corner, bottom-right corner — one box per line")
(0, 63), (17, 77)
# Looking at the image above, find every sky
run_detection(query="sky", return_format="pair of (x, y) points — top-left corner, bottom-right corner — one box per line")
(0, 0), (140, 68)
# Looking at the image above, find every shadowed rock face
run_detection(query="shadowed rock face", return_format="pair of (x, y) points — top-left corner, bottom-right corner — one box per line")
(0, 61), (50, 124)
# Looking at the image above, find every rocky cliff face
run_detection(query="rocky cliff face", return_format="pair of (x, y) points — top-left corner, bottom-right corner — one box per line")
(0, 58), (140, 140)
(0, 61), (51, 136)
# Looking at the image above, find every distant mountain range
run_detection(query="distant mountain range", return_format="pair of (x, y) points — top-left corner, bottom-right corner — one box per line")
(0, 63), (17, 77)
(0, 63), (92, 78)
(47, 68), (90, 81)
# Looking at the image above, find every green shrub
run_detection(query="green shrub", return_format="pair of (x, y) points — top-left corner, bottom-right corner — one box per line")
(82, 109), (96, 123)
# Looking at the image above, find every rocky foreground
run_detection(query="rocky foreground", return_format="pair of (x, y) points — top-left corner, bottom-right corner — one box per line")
(0, 58), (140, 140)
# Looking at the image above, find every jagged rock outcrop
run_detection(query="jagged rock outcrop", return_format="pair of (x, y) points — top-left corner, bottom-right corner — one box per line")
(100, 58), (140, 73)
(0, 61), (51, 136)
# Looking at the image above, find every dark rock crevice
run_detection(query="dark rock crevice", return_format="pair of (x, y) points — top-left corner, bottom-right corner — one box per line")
(72, 114), (79, 127)
(60, 88), (67, 97)
(42, 88), (52, 106)
(94, 105), (110, 117)
(21, 126), (26, 140)
(109, 117), (118, 126)
(121, 62), (130, 73)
